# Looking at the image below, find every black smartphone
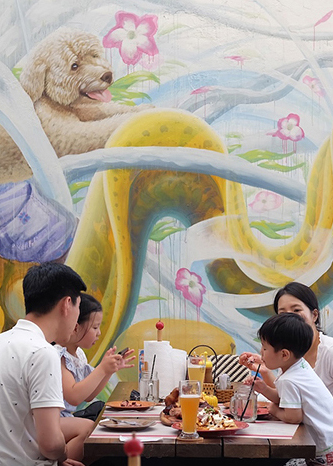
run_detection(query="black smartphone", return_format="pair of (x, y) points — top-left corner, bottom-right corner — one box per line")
(118, 347), (129, 357)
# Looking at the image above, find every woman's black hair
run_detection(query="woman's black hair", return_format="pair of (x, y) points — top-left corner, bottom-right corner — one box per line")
(273, 282), (320, 329)
(78, 293), (102, 325)
(258, 313), (313, 359)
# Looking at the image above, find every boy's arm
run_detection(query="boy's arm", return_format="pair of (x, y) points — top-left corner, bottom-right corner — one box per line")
(269, 404), (303, 424)
(239, 352), (276, 388)
(245, 377), (280, 404)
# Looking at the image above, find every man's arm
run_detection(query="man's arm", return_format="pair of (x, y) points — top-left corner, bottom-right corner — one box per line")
(33, 407), (67, 462)
(33, 407), (85, 466)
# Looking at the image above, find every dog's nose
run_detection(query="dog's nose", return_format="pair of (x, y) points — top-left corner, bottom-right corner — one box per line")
(101, 72), (113, 84)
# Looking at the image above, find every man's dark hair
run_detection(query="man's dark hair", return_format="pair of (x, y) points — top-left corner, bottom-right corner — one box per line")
(23, 262), (87, 315)
(258, 313), (313, 359)
(273, 282), (320, 328)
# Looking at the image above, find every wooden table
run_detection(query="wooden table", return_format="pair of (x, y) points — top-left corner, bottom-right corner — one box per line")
(84, 381), (316, 466)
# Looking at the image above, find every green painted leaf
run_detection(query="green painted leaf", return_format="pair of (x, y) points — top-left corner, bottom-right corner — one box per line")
(238, 149), (294, 163)
(258, 161), (305, 172)
(225, 132), (243, 139)
(137, 296), (167, 304)
(111, 90), (152, 102)
(227, 144), (241, 153)
(250, 220), (294, 239)
(72, 197), (84, 204)
(12, 68), (22, 80)
(69, 181), (91, 195)
(150, 227), (184, 242)
(149, 220), (185, 241)
(111, 71), (160, 90)
(164, 59), (187, 68)
(158, 23), (187, 36)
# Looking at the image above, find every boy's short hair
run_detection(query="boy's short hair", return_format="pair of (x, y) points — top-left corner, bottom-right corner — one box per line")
(258, 313), (313, 359)
(23, 262), (87, 315)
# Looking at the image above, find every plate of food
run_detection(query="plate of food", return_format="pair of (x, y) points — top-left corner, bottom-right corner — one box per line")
(223, 407), (270, 419)
(100, 418), (156, 431)
(171, 419), (249, 437)
(106, 400), (155, 410)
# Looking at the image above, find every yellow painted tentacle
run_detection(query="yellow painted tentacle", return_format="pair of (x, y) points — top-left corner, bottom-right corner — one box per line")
(224, 135), (333, 287)
(66, 172), (118, 364)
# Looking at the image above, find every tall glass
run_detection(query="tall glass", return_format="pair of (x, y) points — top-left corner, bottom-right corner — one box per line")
(187, 355), (206, 391)
(179, 380), (201, 440)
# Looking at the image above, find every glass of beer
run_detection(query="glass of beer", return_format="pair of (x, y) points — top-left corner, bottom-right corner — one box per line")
(179, 380), (201, 440)
(187, 355), (206, 391)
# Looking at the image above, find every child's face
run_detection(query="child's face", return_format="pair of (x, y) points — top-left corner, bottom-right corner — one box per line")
(76, 311), (103, 349)
(260, 339), (282, 370)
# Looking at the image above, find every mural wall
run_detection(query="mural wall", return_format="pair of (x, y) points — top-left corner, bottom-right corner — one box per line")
(1, 0), (333, 382)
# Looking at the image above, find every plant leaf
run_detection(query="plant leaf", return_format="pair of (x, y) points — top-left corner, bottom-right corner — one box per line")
(137, 295), (167, 304)
(111, 71), (160, 90)
(238, 149), (294, 163)
(72, 197), (84, 204)
(150, 226), (184, 242)
(258, 160), (305, 172)
(12, 68), (22, 80)
(111, 90), (152, 102)
(228, 144), (241, 153)
(69, 181), (91, 196)
(250, 220), (294, 239)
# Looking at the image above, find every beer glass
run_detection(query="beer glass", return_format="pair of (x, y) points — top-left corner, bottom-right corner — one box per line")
(179, 380), (201, 440)
(187, 355), (206, 391)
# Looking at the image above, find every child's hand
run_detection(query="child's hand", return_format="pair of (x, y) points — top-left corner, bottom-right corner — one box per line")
(253, 377), (267, 394)
(117, 348), (136, 370)
(239, 352), (263, 372)
(100, 347), (121, 374)
(243, 376), (267, 394)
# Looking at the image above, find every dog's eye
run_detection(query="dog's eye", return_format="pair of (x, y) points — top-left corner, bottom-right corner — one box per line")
(71, 63), (79, 71)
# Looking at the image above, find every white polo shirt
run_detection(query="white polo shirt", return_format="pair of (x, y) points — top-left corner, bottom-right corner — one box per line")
(0, 319), (65, 466)
(275, 358), (333, 454)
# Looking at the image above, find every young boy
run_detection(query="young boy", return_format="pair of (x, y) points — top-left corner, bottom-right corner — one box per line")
(251, 313), (333, 466)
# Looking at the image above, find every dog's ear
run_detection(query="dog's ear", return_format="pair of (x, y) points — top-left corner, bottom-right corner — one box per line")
(20, 58), (46, 103)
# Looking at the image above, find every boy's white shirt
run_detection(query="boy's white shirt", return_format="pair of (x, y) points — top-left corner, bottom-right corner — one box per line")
(274, 357), (333, 454)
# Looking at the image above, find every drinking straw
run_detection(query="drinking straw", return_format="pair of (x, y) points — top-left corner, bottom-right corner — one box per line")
(150, 354), (156, 380)
(240, 364), (261, 421)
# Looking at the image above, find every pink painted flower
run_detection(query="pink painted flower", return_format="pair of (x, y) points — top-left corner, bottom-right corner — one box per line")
(103, 11), (158, 66)
(249, 191), (282, 213)
(224, 55), (246, 67)
(269, 113), (305, 142)
(303, 75), (325, 97)
(175, 268), (206, 308)
(191, 86), (214, 95)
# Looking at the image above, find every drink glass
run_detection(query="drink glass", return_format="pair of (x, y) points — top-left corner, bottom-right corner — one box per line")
(187, 355), (206, 391)
(179, 380), (201, 440)
(139, 371), (159, 403)
(230, 384), (257, 422)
